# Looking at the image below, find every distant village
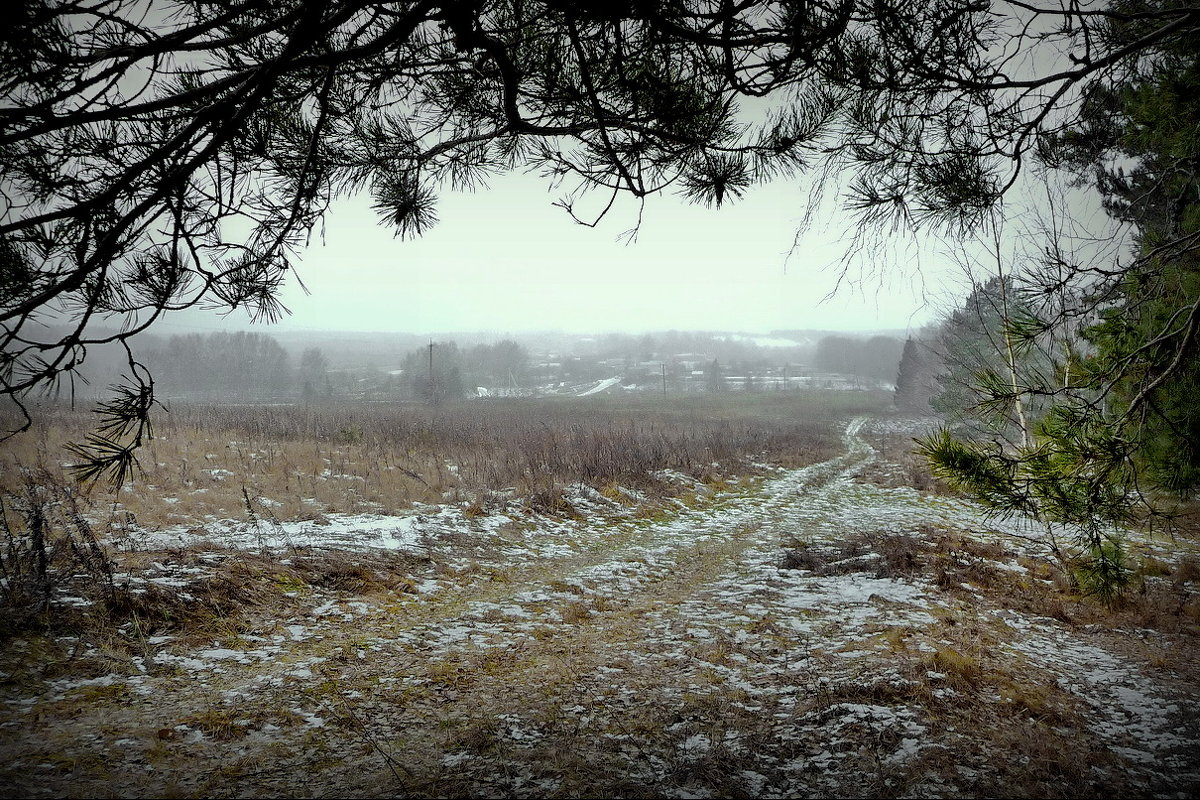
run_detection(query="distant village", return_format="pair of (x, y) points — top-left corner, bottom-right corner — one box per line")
(61, 328), (908, 403)
(483, 350), (888, 399)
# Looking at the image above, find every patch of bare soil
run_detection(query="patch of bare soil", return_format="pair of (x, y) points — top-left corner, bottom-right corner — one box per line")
(2, 417), (1198, 798)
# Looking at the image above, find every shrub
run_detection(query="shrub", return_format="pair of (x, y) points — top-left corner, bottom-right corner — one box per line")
(0, 469), (115, 636)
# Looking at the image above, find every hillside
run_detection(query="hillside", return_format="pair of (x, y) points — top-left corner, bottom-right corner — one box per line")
(2, 415), (1197, 797)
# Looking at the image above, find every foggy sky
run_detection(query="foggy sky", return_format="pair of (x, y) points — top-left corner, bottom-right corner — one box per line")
(168, 172), (992, 338)
(268, 172), (963, 336)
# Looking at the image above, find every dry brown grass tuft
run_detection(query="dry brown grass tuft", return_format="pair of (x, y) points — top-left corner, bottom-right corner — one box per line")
(854, 425), (955, 495)
(1174, 556), (1200, 584)
(781, 529), (934, 579)
(780, 519), (1200, 741)
(928, 645), (983, 689)
(178, 706), (305, 742)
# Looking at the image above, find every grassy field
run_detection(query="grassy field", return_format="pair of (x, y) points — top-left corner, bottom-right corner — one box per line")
(3, 390), (885, 526)
(1, 392), (1197, 798)
(0, 390), (888, 633)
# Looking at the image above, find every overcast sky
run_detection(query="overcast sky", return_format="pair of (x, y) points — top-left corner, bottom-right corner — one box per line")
(164, 170), (986, 338)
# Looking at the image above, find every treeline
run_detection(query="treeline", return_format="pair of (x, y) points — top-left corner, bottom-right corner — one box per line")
(145, 332), (292, 400)
(811, 335), (905, 383)
(135, 329), (905, 403)
(893, 277), (1057, 425)
(141, 332), (535, 402)
(394, 340), (532, 402)
(552, 331), (904, 385)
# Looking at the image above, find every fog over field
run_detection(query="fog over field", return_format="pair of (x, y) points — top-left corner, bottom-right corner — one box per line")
(56, 323), (909, 407)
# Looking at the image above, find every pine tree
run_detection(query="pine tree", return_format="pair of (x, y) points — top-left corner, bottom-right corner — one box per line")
(894, 338), (939, 412)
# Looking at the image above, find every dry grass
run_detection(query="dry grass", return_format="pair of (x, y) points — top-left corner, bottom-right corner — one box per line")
(2, 393), (867, 535)
(780, 521), (1200, 791)
(0, 393), (872, 643)
(784, 524), (1200, 636)
(3, 403), (1196, 798)
(852, 423), (954, 494)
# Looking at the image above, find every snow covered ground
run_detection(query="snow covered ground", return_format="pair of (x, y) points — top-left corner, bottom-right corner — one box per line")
(1, 417), (1197, 798)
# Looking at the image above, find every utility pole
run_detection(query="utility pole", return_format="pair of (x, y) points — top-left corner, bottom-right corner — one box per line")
(661, 362), (667, 398)
(428, 340), (436, 405)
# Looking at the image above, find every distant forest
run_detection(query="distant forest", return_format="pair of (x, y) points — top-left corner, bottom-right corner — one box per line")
(56, 329), (907, 402)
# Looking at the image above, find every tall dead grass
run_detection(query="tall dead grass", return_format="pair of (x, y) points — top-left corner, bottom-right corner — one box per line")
(0, 393), (878, 637)
(3, 393), (877, 529)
